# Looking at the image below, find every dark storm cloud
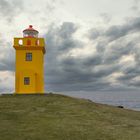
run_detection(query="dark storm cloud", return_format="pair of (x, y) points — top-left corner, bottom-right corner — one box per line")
(45, 22), (83, 88)
(88, 28), (101, 40)
(44, 22), (117, 91)
(44, 17), (140, 92)
(105, 17), (140, 41)
(0, 41), (15, 72)
(103, 42), (134, 64)
(89, 17), (140, 41)
(83, 55), (102, 66)
(0, 52), (15, 71)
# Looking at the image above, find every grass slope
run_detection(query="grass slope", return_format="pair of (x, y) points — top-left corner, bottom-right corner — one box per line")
(0, 94), (140, 140)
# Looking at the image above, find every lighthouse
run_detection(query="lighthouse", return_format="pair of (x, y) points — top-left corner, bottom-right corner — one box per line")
(13, 25), (46, 94)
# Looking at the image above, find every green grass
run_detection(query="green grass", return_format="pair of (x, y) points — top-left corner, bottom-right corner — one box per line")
(0, 93), (140, 140)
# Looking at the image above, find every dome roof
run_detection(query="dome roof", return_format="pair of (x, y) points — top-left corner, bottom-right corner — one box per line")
(23, 25), (39, 33)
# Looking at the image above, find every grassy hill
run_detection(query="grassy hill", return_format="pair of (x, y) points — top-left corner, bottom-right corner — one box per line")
(0, 93), (140, 140)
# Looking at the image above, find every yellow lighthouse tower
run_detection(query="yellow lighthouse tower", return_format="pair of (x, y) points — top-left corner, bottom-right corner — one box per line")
(13, 25), (46, 94)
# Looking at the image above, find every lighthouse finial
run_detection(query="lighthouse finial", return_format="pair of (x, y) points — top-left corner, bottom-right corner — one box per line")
(29, 25), (33, 28)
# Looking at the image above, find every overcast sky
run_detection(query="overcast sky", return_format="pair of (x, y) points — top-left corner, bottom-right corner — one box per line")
(0, 0), (140, 93)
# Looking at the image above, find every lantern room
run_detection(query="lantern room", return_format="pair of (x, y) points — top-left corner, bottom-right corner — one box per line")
(23, 25), (39, 38)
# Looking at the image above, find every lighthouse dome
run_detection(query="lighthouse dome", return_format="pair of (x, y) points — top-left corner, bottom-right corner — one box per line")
(23, 25), (38, 38)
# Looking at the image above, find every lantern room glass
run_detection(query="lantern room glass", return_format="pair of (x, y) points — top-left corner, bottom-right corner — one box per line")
(23, 30), (38, 38)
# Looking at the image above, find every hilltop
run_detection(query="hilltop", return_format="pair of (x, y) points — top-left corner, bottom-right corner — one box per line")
(0, 93), (140, 140)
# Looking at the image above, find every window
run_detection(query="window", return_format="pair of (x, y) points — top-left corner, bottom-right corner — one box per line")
(27, 39), (31, 45)
(24, 77), (30, 85)
(37, 40), (40, 45)
(35, 40), (39, 45)
(19, 39), (23, 45)
(26, 53), (32, 61)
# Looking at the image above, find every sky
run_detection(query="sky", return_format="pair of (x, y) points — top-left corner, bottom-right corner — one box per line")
(1, 0), (140, 93)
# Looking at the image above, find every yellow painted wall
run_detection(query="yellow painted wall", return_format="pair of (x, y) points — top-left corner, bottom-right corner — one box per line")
(13, 37), (46, 94)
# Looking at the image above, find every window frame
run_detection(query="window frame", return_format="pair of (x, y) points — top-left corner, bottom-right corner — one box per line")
(24, 77), (30, 85)
(26, 52), (32, 61)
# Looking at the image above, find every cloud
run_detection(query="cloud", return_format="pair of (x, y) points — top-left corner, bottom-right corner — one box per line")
(44, 17), (140, 92)
(1, 6), (140, 92)
(100, 13), (112, 23)
(0, 71), (14, 92)
(0, 0), (24, 22)
(44, 22), (84, 91)
(105, 17), (140, 41)
(0, 41), (15, 72)
(131, 0), (140, 12)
